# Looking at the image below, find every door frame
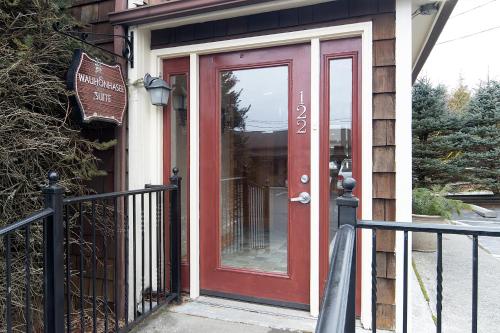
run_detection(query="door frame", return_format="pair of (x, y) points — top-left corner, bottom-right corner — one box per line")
(162, 57), (191, 291)
(198, 44), (311, 307)
(318, 37), (363, 315)
(138, 22), (374, 317)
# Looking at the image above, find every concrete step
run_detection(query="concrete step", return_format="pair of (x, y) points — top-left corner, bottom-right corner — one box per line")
(131, 296), (316, 332)
(170, 296), (317, 332)
(131, 296), (394, 333)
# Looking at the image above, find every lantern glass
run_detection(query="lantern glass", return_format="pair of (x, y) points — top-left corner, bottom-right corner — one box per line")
(144, 73), (171, 106)
(150, 86), (170, 106)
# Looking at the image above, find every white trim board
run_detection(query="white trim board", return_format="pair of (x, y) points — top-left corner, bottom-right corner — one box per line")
(309, 37), (321, 317)
(396, 1), (413, 333)
(128, 22), (373, 318)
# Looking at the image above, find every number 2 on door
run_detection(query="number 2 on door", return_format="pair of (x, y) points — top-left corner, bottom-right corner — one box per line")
(296, 91), (307, 134)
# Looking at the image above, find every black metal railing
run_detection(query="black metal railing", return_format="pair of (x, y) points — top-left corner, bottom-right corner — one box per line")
(1, 168), (182, 333)
(317, 178), (500, 333)
(315, 224), (356, 333)
(1, 207), (54, 332)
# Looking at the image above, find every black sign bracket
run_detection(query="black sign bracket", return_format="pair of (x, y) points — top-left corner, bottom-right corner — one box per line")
(53, 22), (134, 68)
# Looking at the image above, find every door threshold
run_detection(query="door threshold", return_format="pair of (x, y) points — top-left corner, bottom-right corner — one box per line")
(202, 289), (309, 311)
(170, 295), (317, 332)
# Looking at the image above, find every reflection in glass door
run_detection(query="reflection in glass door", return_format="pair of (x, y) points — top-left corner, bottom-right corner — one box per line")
(328, 58), (353, 250)
(169, 74), (189, 261)
(219, 66), (289, 274)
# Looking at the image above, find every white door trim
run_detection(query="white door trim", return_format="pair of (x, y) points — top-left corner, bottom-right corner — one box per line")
(189, 53), (201, 299)
(395, 1), (413, 332)
(128, 21), (373, 317)
(309, 37), (321, 317)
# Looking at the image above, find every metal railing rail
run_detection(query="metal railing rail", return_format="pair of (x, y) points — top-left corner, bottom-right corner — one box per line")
(315, 224), (356, 333)
(1, 168), (182, 333)
(0, 206), (55, 333)
(317, 178), (500, 333)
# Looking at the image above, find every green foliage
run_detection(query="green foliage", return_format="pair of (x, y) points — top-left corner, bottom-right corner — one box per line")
(454, 81), (500, 194)
(412, 187), (470, 219)
(412, 78), (500, 194)
(412, 78), (461, 187)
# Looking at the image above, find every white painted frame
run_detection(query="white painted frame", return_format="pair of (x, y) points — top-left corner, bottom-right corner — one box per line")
(396, 1), (413, 333)
(127, 22), (373, 318)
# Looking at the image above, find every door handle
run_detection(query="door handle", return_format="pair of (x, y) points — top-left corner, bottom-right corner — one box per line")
(290, 192), (311, 204)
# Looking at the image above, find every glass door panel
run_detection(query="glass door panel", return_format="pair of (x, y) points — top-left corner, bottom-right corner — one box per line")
(219, 66), (289, 274)
(200, 43), (310, 305)
(169, 74), (189, 261)
(328, 58), (353, 251)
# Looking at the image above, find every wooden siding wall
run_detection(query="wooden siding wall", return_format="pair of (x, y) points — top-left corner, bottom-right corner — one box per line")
(70, 0), (116, 53)
(150, 1), (397, 329)
(372, 13), (397, 331)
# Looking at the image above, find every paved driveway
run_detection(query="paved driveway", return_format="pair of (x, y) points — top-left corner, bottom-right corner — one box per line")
(413, 233), (500, 333)
(451, 207), (500, 257)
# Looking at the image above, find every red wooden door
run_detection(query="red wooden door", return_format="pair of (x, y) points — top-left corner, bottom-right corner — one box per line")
(199, 44), (311, 307)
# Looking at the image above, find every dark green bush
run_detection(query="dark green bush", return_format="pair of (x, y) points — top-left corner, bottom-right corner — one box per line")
(412, 187), (470, 219)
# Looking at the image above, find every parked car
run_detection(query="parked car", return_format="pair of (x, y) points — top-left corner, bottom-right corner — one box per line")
(336, 159), (352, 190)
(329, 161), (339, 172)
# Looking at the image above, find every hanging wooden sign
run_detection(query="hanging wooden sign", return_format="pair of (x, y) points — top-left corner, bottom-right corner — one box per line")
(67, 49), (127, 125)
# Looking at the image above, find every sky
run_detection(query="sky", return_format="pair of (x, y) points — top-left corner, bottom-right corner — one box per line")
(230, 66), (289, 132)
(418, 0), (500, 90)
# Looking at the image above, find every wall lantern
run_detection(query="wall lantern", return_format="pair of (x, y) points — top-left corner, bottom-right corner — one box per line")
(144, 73), (171, 106)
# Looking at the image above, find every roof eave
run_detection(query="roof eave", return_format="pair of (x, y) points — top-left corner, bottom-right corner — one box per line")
(412, 0), (458, 83)
(109, 0), (286, 26)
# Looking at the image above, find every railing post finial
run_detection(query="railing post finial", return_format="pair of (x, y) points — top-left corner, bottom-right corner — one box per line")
(342, 177), (356, 198)
(48, 171), (60, 186)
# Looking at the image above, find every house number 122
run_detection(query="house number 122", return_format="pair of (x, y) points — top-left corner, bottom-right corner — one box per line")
(296, 91), (307, 134)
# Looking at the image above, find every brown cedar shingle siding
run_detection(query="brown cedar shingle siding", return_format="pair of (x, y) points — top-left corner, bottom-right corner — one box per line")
(373, 147), (395, 172)
(374, 39), (396, 66)
(373, 94), (396, 119)
(373, 67), (396, 93)
(373, 120), (396, 146)
(371, 16), (397, 330)
(70, 0), (116, 52)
